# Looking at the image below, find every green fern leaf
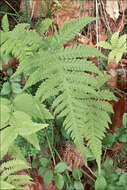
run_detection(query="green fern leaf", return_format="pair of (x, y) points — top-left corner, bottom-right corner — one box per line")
(52, 17), (96, 48)
(0, 127), (18, 159)
(22, 133), (40, 150)
(57, 44), (105, 59)
(96, 41), (112, 49)
(0, 159), (30, 180)
(111, 31), (119, 48)
(0, 181), (15, 189)
(36, 18), (53, 34)
(12, 111), (48, 136)
(8, 144), (27, 162)
(13, 93), (53, 120)
(0, 16), (118, 174)
(2, 14), (9, 32)
(0, 104), (10, 128)
(7, 174), (33, 185)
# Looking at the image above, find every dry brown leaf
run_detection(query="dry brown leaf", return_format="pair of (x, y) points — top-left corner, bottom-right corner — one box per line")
(106, 0), (119, 20)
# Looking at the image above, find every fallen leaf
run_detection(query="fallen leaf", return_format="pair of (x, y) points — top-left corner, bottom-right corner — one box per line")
(106, 0), (119, 20)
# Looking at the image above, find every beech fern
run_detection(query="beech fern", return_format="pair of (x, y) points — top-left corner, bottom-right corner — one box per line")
(0, 15), (118, 177)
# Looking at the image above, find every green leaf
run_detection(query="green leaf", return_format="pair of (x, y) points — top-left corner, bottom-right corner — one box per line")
(2, 14), (9, 32)
(123, 113), (127, 128)
(13, 93), (53, 120)
(7, 67), (13, 76)
(72, 168), (82, 180)
(117, 173), (127, 186)
(0, 104), (10, 128)
(44, 170), (53, 185)
(40, 157), (49, 168)
(8, 143), (26, 162)
(96, 41), (112, 49)
(0, 53), (11, 65)
(102, 134), (115, 146)
(54, 162), (68, 173)
(108, 185), (116, 190)
(103, 156), (113, 168)
(32, 158), (39, 168)
(36, 18), (53, 34)
(74, 181), (84, 190)
(55, 173), (64, 190)
(38, 166), (46, 176)
(0, 97), (10, 105)
(111, 31), (119, 48)
(95, 175), (107, 190)
(86, 147), (95, 161)
(1, 82), (11, 95)
(11, 83), (22, 94)
(13, 111), (48, 136)
(10, 75), (21, 82)
(119, 134), (127, 142)
(0, 126), (18, 159)
(23, 133), (40, 150)
(0, 181), (15, 189)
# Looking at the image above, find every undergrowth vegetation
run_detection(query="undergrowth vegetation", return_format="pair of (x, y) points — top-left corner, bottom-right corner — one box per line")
(0, 11), (126, 190)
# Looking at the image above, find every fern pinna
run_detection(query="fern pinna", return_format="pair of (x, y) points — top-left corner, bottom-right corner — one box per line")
(0, 15), (117, 174)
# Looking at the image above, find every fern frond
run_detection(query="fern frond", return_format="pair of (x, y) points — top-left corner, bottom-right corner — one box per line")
(2, 14), (9, 32)
(7, 174), (33, 185)
(36, 18), (53, 34)
(52, 17), (96, 48)
(8, 144), (27, 162)
(0, 159), (32, 190)
(57, 44), (105, 59)
(0, 16), (118, 174)
(0, 126), (18, 159)
(13, 93), (53, 120)
(0, 159), (30, 180)
(0, 180), (15, 189)
(63, 59), (102, 75)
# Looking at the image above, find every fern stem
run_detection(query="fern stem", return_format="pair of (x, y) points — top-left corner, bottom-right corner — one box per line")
(46, 133), (56, 166)
(80, 168), (96, 182)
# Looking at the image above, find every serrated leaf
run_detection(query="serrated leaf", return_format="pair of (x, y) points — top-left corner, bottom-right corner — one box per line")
(54, 162), (68, 173)
(44, 170), (53, 185)
(55, 174), (64, 190)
